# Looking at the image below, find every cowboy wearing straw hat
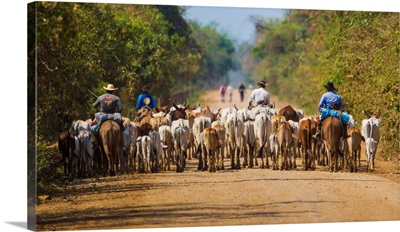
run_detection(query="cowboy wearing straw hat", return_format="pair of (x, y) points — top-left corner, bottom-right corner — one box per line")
(90, 84), (124, 134)
(248, 80), (270, 109)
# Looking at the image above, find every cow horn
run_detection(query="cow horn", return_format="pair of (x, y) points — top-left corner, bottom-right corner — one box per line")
(183, 98), (187, 106)
(234, 104), (238, 111)
(271, 102), (275, 109)
(173, 102), (179, 110)
(363, 110), (372, 118)
(214, 108), (221, 116)
(375, 109), (381, 118)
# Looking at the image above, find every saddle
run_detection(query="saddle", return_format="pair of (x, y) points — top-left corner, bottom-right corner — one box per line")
(90, 112), (124, 135)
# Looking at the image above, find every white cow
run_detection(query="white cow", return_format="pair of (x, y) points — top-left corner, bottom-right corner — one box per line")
(171, 119), (190, 172)
(74, 130), (94, 177)
(269, 132), (280, 170)
(225, 111), (245, 169)
(158, 125), (173, 171)
(70, 120), (94, 177)
(192, 116), (212, 171)
(361, 114), (381, 171)
(149, 130), (164, 173)
(288, 120), (300, 169)
(254, 112), (272, 168)
(128, 122), (139, 172)
(137, 136), (151, 173)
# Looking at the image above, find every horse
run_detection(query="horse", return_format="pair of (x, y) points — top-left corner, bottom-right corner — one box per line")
(98, 120), (121, 176)
(321, 116), (344, 172)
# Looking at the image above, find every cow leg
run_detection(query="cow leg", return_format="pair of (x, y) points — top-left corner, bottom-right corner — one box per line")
(197, 145), (203, 171)
(236, 147), (241, 170)
(249, 145), (254, 168)
(258, 146), (265, 169)
(265, 146), (270, 169)
(203, 145), (209, 171)
(371, 151), (375, 171)
(230, 144), (235, 169)
(285, 148), (289, 170)
(302, 148), (307, 171)
(220, 144), (225, 170)
(243, 146), (248, 168)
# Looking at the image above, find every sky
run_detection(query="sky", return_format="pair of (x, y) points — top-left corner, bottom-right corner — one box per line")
(183, 6), (286, 44)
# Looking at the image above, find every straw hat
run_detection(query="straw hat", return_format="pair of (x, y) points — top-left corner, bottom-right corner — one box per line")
(257, 80), (267, 88)
(103, 84), (118, 91)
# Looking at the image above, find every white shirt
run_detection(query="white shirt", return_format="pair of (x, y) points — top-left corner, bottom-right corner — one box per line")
(249, 87), (270, 106)
(227, 85), (233, 95)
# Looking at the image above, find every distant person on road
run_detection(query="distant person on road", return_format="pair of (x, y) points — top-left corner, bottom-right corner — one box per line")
(219, 85), (226, 102)
(238, 83), (245, 102)
(226, 84), (233, 102)
(248, 80), (270, 109)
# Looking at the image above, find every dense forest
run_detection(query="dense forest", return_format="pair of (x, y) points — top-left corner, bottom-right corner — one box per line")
(28, 2), (237, 189)
(28, 3), (398, 189)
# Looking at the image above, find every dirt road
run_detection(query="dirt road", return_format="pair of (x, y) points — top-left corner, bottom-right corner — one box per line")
(36, 89), (399, 231)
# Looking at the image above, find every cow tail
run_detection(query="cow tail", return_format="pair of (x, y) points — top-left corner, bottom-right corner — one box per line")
(369, 120), (373, 139)
(306, 119), (311, 151)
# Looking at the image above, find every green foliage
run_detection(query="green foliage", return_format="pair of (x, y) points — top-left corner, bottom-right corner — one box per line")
(251, 10), (399, 160)
(29, 2), (203, 142)
(29, 2), (237, 194)
(189, 21), (236, 87)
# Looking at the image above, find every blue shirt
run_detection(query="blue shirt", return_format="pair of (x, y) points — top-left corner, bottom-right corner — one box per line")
(318, 91), (342, 111)
(136, 94), (156, 109)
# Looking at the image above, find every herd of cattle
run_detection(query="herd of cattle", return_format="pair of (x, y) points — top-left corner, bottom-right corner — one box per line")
(58, 101), (381, 179)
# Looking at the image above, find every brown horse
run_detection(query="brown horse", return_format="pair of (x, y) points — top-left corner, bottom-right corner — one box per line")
(321, 116), (344, 172)
(98, 120), (121, 176)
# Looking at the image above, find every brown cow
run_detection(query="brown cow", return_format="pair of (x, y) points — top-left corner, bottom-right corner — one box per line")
(299, 118), (318, 170)
(152, 103), (171, 114)
(212, 123), (226, 170)
(346, 126), (362, 172)
(149, 115), (169, 131)
(278, 105), (299, 122)
(277, 121), (293, 170)
(58, 130), (75, 178)
(321, 116), (344, 172)
(168, 103), (188, 122)
(195, 106), (220, 123)
(271, 115), (286, 133)
(134, 107), (153, 136)
(203, 128), (220, 172)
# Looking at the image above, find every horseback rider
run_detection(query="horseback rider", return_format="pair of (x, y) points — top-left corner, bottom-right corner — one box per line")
(248, 80), (270, 109)
(315, 81), (344, 136)
(136, 87), (157, 110)
(91, 83), (124, 133)
(318, 81), (342, 112)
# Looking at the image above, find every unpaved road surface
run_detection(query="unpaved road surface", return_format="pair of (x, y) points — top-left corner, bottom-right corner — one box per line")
(36, 89), (400, 231)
